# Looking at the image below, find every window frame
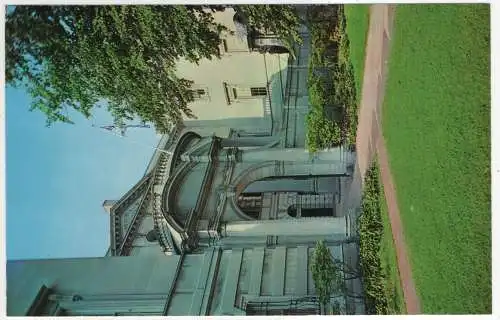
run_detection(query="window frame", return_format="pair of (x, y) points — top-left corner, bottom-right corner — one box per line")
(189, 86), (210, 101)
(223, 82), (268, 105)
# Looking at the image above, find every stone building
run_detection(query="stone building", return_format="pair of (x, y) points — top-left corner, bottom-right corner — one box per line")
(6, 6), (364, 316)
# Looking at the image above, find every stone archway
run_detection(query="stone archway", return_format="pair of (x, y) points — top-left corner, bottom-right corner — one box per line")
(227, 161), (277, 221)
(226, 158), (349, 221)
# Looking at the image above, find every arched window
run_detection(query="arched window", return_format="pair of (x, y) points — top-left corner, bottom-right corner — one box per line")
(287, 205), (298, 218)
(146, 229), (159, 243)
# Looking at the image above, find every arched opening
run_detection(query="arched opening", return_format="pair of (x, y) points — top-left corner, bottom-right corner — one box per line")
(287, 205), (298, 218)
(230, 161), (342, 221)
(146, 229), (159, 243)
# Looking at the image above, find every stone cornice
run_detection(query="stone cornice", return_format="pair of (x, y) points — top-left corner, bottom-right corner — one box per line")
(117, 182), (154, 256)
(110, 174), (153, 256)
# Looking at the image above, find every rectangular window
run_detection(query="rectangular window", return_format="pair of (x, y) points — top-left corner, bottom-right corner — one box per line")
(218, 40), (228, 55)
(192, 89), (206, 99)
(189, 87), (209, 101)
(224, 83), (268, 105)
(219, 38), (249, 54)
(250, 87), (267, 96)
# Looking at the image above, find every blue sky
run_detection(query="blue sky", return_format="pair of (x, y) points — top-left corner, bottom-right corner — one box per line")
(6, 86), (161, 260)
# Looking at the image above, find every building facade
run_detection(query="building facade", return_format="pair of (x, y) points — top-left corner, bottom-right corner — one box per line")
(7, 6), (365, 316)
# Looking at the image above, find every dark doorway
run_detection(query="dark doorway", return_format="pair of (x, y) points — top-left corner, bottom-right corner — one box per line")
(301, 207), (335, 217)
(288, 205), (298, 217)
(237, 193), (263, 219)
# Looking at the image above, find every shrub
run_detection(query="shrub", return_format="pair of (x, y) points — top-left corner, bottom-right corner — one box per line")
(306, 109), (342, 152)
(306, 4), (359, 151)
(358, 162), (390, 314)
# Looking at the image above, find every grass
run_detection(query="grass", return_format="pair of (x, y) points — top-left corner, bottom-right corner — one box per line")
(379, 181), (406, 314)
(344, 4), (370, 101)
(382, 4), (490, 313)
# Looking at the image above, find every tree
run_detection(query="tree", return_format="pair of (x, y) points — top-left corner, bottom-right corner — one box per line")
(310, 240), (344, 313)
(6, 5), (303, 132)
(6, 6), (228, 132)
(310, 240), (365, 314)
(235, 5), (303, 52)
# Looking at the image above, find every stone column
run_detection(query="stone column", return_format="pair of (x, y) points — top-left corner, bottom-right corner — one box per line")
(234, 148), (354, 177)
(223, 217), (348, 238)
(239, 147), (349, 163)
(241, 176), (339, 194)
(220, 136), (278, 148)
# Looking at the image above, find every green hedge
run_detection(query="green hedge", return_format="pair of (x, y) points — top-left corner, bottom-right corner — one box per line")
(306, 5), (359, 152)
(358, 162), (389, 314)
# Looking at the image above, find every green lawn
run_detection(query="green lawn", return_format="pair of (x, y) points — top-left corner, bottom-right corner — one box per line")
(382, 4), (490, 313)
(344, 4), (370, 101)
(379, 182), (406, 314)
